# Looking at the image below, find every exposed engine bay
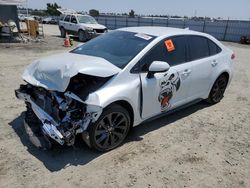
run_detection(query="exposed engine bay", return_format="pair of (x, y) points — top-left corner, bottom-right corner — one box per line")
(15, 74), (110, 149)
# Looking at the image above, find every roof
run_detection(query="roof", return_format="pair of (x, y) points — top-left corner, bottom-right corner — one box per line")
(118, 26), (201, 37)
(0, 0), (26, 5)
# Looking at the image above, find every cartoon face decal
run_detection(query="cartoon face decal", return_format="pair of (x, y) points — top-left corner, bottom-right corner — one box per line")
(158, 72), (181, 111)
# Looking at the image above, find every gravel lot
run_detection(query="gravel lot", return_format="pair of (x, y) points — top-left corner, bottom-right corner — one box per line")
(0, 25), (249, 188)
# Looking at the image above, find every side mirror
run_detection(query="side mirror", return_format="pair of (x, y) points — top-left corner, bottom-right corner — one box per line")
(72, 20), (77, 24)
(147, 61), (170, 78)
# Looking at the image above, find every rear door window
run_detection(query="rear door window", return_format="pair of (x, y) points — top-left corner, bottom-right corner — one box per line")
(188, 36), (210, 61)
(208, 39), (222, 56)
(140, 36), (187, 71)
(64, 15), (70, 22)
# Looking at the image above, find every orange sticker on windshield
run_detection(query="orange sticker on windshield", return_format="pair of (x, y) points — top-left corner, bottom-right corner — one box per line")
(165, 39), (175, 52)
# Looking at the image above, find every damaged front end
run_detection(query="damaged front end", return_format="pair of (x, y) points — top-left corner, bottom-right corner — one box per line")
(15, 79), (104, 150)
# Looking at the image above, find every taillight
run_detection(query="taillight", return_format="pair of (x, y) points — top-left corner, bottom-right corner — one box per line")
(231, 53), (235, 60)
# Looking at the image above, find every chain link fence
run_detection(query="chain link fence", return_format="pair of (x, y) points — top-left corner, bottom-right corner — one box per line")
(95, 15), (250, 42)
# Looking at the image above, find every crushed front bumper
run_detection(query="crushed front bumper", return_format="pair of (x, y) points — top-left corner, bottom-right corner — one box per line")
(15, 88), (65, 146)
(15, 85), (103, 149)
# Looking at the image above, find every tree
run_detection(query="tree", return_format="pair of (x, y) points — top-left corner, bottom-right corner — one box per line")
(89, 9), (99, 17)
(129, 9), (135, 18)
(46, 3), (61, 16)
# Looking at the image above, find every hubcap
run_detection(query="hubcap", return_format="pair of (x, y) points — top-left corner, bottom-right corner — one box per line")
(94, 112), (129, 150)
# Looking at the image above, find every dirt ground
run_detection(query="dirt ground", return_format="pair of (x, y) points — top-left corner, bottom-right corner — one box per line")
(0, 25), (249, 188)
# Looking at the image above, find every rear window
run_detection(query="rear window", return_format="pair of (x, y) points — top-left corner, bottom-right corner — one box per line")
(188, 36), (210, 61)
(64, 15), (70, 22)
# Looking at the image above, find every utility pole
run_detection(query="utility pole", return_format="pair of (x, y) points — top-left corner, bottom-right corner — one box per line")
(223, 16), (230, 41)
(194, 9), (197, 17)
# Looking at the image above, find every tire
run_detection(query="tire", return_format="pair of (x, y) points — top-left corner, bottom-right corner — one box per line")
(240, 37), (246, 44)
(78, 30), (87, 42)
(60, 27), (66, 38)
(206, 74), (228, 104)
(88, 104), (131, 152)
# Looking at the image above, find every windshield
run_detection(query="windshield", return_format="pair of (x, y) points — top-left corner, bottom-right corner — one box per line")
(77, 15), (97, 24)
(71, 31), (155, 69)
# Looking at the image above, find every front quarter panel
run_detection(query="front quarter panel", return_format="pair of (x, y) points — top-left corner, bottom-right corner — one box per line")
(84, 73), (141, 126)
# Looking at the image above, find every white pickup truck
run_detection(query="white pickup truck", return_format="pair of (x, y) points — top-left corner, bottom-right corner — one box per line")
(58, 12), (107, 42)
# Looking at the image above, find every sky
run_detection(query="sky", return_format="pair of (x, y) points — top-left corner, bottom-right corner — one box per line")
(26, 0), (250, 20)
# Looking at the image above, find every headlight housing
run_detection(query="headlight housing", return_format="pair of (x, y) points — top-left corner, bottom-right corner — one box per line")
(85, 27), (93, 31)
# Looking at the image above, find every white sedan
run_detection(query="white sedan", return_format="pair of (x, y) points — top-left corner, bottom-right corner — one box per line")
(15, 27), (234, 151)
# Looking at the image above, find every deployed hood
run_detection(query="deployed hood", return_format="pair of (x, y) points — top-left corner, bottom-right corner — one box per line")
(22, 52), (121, 92)
(79, 23), (106, 30)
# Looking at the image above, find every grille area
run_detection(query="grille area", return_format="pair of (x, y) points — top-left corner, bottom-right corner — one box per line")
(94, 29), (105, 33)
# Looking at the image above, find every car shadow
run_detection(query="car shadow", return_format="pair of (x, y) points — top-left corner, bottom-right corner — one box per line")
(9, 113), (101, 172)
(9, 101), (210, 172)
(127, 101), (210, 142)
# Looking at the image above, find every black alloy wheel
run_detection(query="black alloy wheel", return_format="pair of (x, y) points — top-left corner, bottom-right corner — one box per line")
(88, 104), (130, 152)
(207, 74), (228, 104)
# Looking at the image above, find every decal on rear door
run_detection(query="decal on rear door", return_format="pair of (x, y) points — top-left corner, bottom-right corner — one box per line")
(158, 72), (181, 111)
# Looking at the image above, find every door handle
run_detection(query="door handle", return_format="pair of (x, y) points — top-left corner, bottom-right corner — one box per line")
(211, 60), (218, 67)
(182, 69), (192, 76)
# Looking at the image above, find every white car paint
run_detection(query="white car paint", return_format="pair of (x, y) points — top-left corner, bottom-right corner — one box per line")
(78, 23), (106, 30)
(17, 27), (234, 147)
(58, 14), (107, 37)
(23, 53), (121, 92)
(24, 26), (234, 124)
(93, 27), (233, 124)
